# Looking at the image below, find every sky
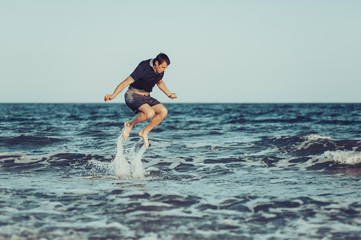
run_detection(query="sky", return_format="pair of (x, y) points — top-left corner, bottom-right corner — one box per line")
(0, 0), (360, 103)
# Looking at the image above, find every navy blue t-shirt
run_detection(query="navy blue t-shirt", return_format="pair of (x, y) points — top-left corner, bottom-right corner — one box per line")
(129, 59), (164, 92)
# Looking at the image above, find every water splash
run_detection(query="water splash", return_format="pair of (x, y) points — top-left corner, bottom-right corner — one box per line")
(112, 132), (146, 179)
(112, 134), (131, 177)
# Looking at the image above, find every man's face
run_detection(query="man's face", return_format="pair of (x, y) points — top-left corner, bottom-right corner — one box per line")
(154, 61), (168, 74)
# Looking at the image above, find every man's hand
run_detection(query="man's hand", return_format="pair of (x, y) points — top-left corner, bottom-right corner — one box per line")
(104, 94), (114, 102)
(169, 93), (178, 99)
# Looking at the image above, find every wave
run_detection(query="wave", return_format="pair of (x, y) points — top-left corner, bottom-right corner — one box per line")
(306, 151), (361, 169)
(0, 134), (65, 147)
(0, 152), (111, 172)
(249, 135), (361, 173)
(2, 133), (360, 176)
(262, 134), (361, 157)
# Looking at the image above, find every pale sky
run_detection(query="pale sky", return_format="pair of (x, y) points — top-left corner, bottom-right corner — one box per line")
(1, 0), (360, 103)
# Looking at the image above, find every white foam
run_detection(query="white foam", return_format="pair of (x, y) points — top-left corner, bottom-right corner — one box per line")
(304, 150), (361, 169)
(140, 202), (172, 208)
(301, 134), (332, 141)
(139, 232), (159, 240)
(319, 150), (361, 165)
(88, 158), (113, 174)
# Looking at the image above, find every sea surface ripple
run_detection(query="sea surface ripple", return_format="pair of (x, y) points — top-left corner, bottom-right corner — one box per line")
(1, 103), (361, 239)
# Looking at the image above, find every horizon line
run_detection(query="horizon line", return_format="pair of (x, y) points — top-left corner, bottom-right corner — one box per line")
(1, 101), (360, 104)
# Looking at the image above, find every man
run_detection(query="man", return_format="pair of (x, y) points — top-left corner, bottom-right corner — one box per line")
(104, 53), (177, 148)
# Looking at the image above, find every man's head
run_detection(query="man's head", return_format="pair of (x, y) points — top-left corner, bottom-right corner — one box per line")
(153, 53), (170, 74)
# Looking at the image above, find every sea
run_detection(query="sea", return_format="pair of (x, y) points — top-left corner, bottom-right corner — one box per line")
(1, 103), (361, 240)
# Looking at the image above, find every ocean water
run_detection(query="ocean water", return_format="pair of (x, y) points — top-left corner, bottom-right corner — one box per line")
(1, 103), (361, 240)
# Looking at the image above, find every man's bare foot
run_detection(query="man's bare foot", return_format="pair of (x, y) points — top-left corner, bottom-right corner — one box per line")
(122, 122), (132, 140)
(139, 130), (149, 148)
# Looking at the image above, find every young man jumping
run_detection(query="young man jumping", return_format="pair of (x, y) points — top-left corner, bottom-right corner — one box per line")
(104, 53), (177, 148)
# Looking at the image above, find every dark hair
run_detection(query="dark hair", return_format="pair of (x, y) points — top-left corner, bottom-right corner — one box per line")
(155, 53), (170, 65)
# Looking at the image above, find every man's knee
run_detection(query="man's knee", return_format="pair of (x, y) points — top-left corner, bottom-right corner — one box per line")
(160, 107), (168, 118)
(144, 109), (155, 119)
(155, 106), (168, 118)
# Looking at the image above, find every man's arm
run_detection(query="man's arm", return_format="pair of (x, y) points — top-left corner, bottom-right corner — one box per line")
(104, 76), (134, 102)
(157, 80), (177, 99)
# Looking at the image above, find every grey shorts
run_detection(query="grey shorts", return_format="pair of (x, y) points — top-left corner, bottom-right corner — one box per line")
(124, 89), (160, 114)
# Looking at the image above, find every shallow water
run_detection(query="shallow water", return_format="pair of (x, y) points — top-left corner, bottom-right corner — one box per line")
(1, 103), (361, 239)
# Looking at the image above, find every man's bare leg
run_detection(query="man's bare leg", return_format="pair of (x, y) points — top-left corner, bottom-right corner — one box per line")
(139, 104), (168, 148)
(123, 104), (155, 141)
